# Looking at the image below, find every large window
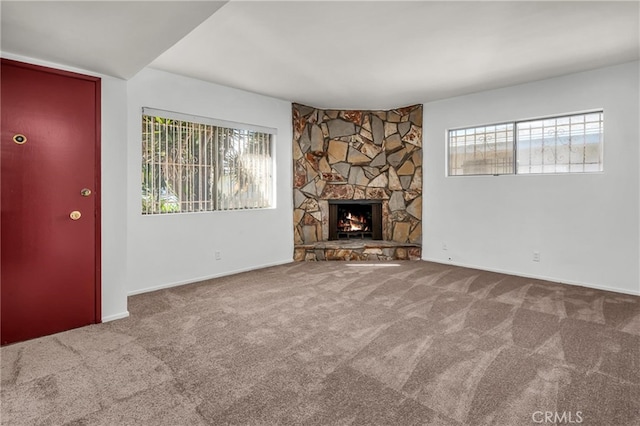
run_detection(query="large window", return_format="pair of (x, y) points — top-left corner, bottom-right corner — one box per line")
(142, 108), (274, 214)
(448, 111), (603, 176)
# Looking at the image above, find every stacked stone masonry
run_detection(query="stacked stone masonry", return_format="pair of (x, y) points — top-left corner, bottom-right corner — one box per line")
(293, 241), (422, 262)
(292, 103), (423, 261)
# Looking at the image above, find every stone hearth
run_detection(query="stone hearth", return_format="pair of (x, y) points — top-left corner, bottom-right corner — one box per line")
(292, 103), (423, 261)
(294, 240), (421, 262)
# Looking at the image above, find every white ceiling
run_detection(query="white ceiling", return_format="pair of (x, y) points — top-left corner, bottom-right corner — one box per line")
(2, 1), (639, 110)
(0, 1), (227, 79)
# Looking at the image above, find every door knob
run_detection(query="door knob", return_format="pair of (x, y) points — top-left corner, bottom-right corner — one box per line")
(80, 188), (92, 197)
(69, 211), (82, 220)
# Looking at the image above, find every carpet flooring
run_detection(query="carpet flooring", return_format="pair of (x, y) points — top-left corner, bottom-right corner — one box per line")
(1, 261), (639, 425)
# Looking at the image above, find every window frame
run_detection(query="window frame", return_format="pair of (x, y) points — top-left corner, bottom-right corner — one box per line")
(447, 120), (516, 177)
(141, 107), (277, 215)
(446, 109), (604, 177)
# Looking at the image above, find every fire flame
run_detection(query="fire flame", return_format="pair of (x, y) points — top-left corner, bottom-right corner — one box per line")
(339, 212), (369, 232)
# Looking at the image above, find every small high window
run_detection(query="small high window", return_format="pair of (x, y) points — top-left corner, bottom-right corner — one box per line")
(142, 108), (275, 214)
(448, 111), (603, 176)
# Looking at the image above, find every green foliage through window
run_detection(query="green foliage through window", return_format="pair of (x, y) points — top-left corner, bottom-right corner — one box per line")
(142, 112), (273, 214)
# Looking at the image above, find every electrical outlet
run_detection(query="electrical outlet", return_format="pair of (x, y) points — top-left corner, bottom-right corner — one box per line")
(215, 251), (222, 260)
(533, 251), (540, 262)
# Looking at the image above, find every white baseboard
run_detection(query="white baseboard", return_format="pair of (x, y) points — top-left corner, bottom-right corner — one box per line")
(421, 257), (640, 297)
(127, 259), (294, 296)
(101, 311), (130, 323)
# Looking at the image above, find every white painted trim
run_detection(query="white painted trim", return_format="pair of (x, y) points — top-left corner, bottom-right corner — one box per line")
(422, 257), (640, 297)
(127, 259), (293, 296)
(101, 311), (130, 322)
(142, 106), (278, 135)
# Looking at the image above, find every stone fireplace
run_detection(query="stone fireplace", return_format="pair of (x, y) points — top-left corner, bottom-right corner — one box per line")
(292, 103), (423, 261)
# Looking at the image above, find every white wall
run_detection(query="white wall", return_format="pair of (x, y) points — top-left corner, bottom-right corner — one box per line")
(126, 68), (293, 295)
(1, 53), (130, 321)
(423, 61), (640, 295)
(100, 75), (129, 320)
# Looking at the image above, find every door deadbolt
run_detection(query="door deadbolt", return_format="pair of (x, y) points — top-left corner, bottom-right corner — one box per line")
(80, 188), (92, 197)
(69, 211), (82, 220)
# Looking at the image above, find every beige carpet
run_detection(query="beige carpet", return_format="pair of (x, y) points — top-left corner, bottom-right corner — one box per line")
(2, 261), (639, 425)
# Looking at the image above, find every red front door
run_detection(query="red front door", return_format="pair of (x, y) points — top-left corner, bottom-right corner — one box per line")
(1, 59), (101, 345)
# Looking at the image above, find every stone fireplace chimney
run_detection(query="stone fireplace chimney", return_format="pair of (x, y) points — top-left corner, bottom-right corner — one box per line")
(292, 103), (423, 260)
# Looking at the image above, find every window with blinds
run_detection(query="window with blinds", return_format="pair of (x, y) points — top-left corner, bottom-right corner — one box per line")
(142, 108), (274, 214)
(447, 111), (603, 176)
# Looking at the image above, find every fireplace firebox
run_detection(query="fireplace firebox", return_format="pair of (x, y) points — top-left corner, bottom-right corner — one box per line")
(328, 200), (382, 240)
